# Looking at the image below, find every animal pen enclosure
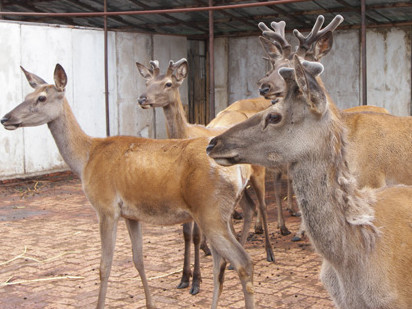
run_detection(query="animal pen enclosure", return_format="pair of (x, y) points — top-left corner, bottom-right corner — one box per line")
(0, 0), (410, 179)
(0, 1), (411, 308)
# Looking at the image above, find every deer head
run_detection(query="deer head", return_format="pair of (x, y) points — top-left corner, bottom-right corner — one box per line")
(257, 15), (343, 102)
(1, 64), (67, 130)
(136, 58), (188, 109)
(207, 55), (327, 169)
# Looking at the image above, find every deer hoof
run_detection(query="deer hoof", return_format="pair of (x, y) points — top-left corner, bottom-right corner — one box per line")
(266, 250), (275, 263)
(177, 281), (190, 289)
(291, 235), (302, 242)
(228, 264), (235, 270)
(280, 227), (291, 236)
(254, 226), (264, 234)
(200, 244), (212, 256)
(190, 285), (200, 295)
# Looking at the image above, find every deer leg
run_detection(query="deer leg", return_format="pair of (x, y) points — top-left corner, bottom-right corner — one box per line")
(208, 226), (255, 309)
(238, 192), (254, 246)
(250, 169), (276, 262)
(190, 222), (202, 295)
(96, 215), (118, 309)
(125, 219), (154, 308)
(210, 247), (227, 309)
(200, 235), (211, 256)
(285, 165), (300, 217)
(177, 222), (192, 290)
(292, 218), (306, 242)
(198, 213), (254, 309)
(274, 171), (291, 236)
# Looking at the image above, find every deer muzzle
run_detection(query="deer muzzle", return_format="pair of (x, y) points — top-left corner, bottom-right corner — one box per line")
(138, 96), (151, 109)
(1, 115), (20, 130)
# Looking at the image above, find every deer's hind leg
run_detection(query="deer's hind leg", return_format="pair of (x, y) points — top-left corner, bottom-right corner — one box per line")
(125, 219), (154, 309)
(200, 217), (254, 309)
(96, 214), (118, 309)
(274, 170), (291, 236)
(250, 167), (276, 262)
(177, 222), (193, 290)
(190, 222), (202, 295)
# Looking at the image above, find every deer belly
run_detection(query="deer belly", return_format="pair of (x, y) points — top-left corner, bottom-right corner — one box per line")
(119, 200), (192, 225)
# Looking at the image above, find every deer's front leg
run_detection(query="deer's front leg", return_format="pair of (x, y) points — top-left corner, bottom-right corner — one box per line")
(96, 214), (118, 309)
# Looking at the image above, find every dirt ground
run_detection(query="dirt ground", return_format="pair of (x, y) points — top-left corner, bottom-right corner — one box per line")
(0, 172), (334, 308)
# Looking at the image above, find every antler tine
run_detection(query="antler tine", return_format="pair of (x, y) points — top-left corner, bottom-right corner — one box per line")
(149, 60), (160, 77)
(258, 21), (291, 56)
(294, 15), (344, 56)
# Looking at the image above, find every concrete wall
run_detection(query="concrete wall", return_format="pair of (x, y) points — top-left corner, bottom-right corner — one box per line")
(219, 27), (411, 116)
(0, 20), (410, 180)
(0, 22), (116, 179)
(0, 21), (187, 180)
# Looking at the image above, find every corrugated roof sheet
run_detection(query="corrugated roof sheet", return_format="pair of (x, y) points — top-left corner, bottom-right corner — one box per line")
(1, 0), (411, 38)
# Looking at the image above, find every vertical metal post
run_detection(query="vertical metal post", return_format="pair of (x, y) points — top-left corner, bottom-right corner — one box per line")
(410, 27), (412, 115)
(360, 0), (367, 105)
(208, 0), (215, 120)
(104, 0), (110, 136)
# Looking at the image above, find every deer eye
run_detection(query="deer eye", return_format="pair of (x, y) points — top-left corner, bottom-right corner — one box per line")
(165, 82), (172, 88)
(266, 113), (282, 125)
(38, 96), (47, 102)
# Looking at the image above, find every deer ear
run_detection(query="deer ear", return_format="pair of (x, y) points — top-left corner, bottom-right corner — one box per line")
(175, 60), (188, 82)
(54, 64), (67, 92)
(294, 56), (326, 114)
(20, 66), (47, 89)
(313, 31), (333, 61)
(136, 62), (153, 80)
(278, 67), (294, 82)
(293, 56), (309, 96)
(259, 36), (283, 61)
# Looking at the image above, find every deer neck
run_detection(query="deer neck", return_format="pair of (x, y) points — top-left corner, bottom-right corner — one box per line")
(289, 111), (378, 266)
(47, 98), (92, 178)
(163, 92), (190, 139)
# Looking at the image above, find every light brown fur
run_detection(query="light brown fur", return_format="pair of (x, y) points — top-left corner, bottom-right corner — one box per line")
(1, 64), (255, 309)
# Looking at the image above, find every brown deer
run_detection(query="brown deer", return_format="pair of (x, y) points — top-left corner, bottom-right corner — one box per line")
(207, 56), (412, 308)
(136, 59), (275, 262)
(136, 59), (265, 296)
(1, 64), (255, 309)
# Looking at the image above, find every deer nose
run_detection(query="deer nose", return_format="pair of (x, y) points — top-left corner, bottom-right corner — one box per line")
(138, 96), (147, 105)
(1, 116), (9, 125)
(259, 85), (270, 96)
(206, 137), (217, 154)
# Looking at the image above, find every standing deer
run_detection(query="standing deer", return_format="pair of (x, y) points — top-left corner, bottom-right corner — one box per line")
(136, 59), (275, 277)
(207, 56), (412, 308)
(257, 15), (392, 241)
(1, 64), (255, 309)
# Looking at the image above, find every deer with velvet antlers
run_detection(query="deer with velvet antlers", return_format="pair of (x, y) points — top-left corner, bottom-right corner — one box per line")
(207, 55), (412, 309)
(1, 64), (255, 309)
(257, 15), (396, 240)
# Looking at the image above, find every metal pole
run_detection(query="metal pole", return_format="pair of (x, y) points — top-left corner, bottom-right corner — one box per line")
(104, 0), (110, 136)
(361, 0), (367, 105)
(209, 0), (215, 120)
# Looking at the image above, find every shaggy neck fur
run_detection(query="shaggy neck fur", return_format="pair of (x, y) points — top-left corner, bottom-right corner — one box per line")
(289, 105), (379, 267)
(48, 98), (92, 177)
